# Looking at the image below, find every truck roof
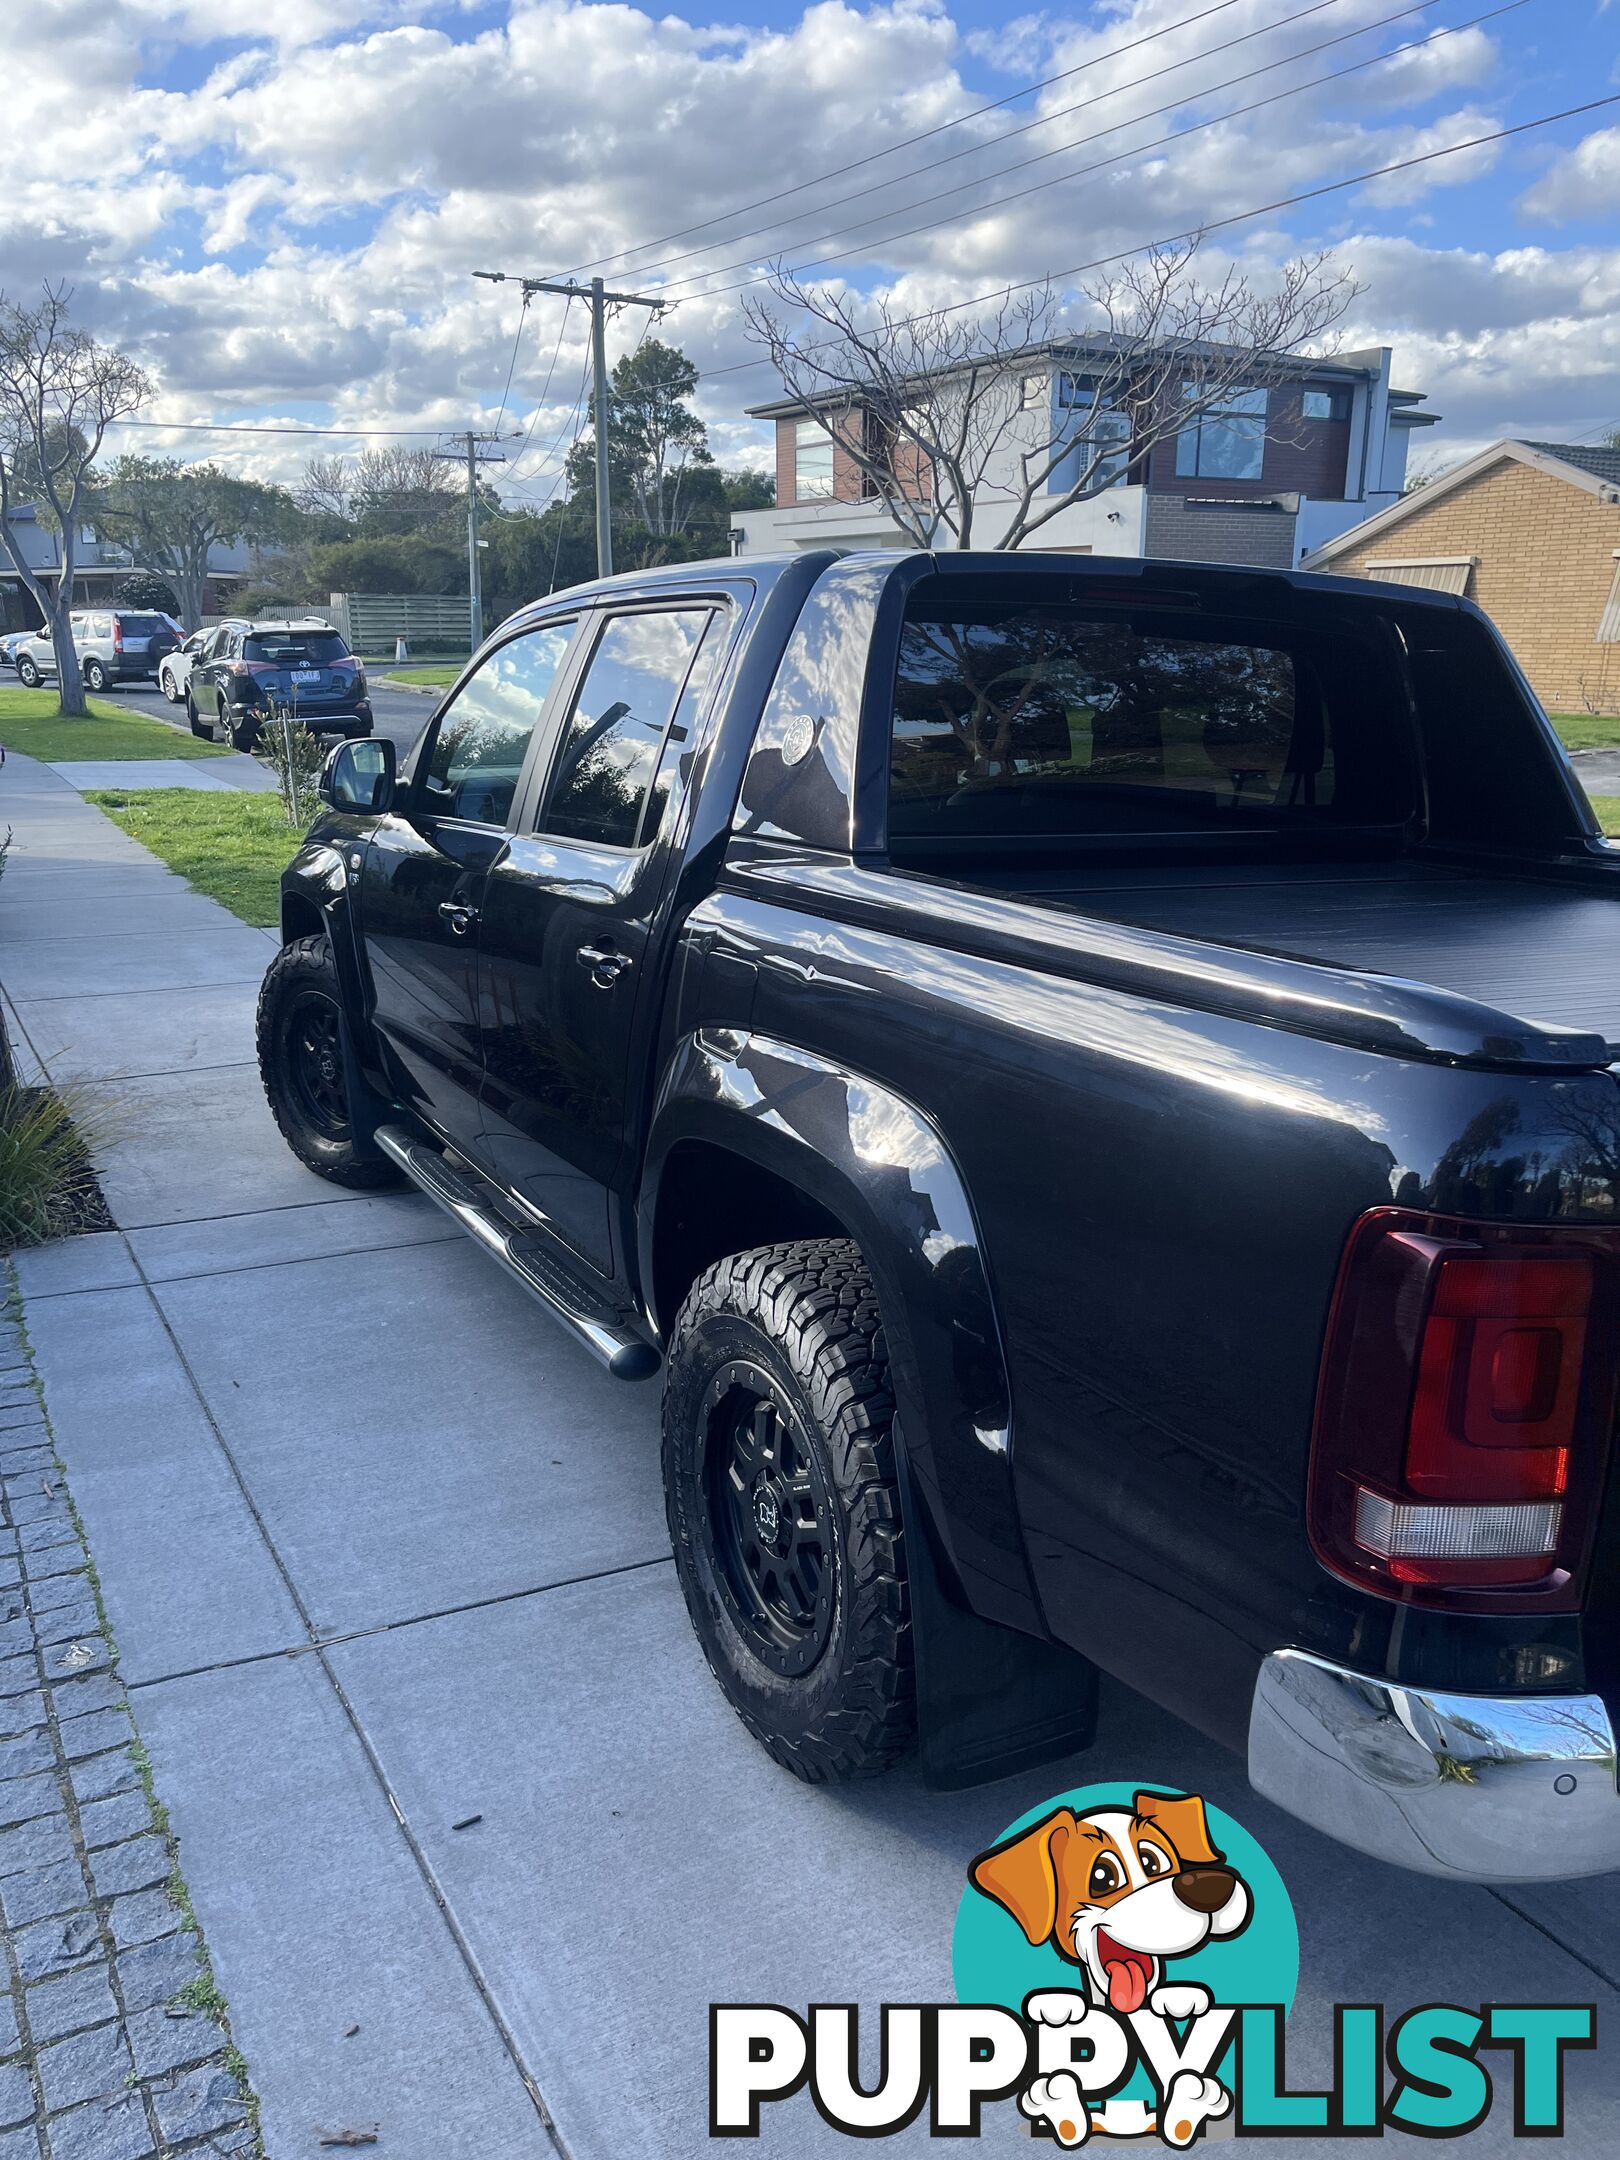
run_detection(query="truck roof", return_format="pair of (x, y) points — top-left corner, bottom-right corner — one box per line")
(510, 547), (1473, 624)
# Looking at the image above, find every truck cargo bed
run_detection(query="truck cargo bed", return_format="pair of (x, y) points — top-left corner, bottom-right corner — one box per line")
(998, 860), (1620, 1041)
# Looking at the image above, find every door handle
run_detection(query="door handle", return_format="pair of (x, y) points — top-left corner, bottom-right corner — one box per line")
(438, 901), (479, 937)
(577, 941), (633, 987)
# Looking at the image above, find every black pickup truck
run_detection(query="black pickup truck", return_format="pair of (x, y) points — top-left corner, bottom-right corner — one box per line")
(257, 549), (1620, 1885)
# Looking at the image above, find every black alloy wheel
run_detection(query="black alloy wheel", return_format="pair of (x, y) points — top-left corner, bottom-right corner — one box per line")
(283, 991), (348, 1139)
(662, 1238), (915, 1781)
(701, 1364), (836, 1678)
(256, 933), (401, 1189)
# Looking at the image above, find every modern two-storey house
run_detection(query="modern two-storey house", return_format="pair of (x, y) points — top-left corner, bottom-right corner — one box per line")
(730, 340), (1436, 568)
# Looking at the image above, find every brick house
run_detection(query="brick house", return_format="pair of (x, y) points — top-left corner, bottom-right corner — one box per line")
(1303, 440), (1620, 716)
(733, 341), (1436, 567)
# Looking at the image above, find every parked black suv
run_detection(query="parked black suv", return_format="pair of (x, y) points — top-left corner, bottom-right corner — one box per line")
(186, 619), (372, 750)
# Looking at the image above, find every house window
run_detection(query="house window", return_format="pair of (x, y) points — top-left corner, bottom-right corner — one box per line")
(1055, 378), (1132, 491)
(795, 420), (835, 502)
(1019, 375), (1046, 412)
(1302, 387), (1351, 423)
(1176, 385), (1269, 481)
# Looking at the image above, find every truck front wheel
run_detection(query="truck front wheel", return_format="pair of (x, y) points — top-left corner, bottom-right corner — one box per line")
(257, 935), (400, 1189)
(662, 1238), (915, 1782)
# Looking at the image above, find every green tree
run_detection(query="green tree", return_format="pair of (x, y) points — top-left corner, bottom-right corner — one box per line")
(307, 532), (464, 597)
(90, 458), (302, 630)
(115, 571), (180, 614)
(567, 338), (715, 539)
(0, 285), (149, 715)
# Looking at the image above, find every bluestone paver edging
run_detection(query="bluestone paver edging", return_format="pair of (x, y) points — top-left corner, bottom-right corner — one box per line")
(0, 1264), (261, 2158)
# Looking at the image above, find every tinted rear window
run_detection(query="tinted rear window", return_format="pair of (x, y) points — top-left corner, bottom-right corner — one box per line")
(244, 632), (348, 665)
(118, 615), (172, 637)
(889, 597), (1416, 839)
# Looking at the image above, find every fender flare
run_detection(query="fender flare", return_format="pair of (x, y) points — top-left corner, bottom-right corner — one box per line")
(276, 838), (392, 1154)
(640, 1029), (1044, 1634)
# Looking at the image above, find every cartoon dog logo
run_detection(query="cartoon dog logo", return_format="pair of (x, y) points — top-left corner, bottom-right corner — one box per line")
(969, 1790), (1251, 2146)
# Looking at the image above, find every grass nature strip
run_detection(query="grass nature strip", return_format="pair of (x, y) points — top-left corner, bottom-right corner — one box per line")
(0, 686), (228, 761)
(85, 788), (297, 927)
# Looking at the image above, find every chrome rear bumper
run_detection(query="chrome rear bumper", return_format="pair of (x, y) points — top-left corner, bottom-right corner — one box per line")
(1249, 1648), (1620, 1882)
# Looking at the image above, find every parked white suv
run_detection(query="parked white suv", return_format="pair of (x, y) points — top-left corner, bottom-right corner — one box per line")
(159, 621), (246, 705)
(15, 609), (182, 692)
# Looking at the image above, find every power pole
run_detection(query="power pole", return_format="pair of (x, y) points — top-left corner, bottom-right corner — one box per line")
(449, 431), (505, 649)
(475, 270), (662, 579)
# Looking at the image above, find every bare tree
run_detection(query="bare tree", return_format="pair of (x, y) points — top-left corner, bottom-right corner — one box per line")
(0, 286), (149, 715)
(295, 454), (353, 525)
(349, 447), (458, 535)
(743, 242), (1355, 551)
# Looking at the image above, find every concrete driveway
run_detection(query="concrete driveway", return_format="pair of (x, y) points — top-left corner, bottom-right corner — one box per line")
(3, 748), (1619, 2157)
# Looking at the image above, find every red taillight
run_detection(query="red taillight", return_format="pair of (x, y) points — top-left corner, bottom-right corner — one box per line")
(1308, 1211), (1620, 1609)
(112, 621), (123, 650)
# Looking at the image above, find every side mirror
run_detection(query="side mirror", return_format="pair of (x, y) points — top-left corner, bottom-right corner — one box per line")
(321, 736), (395, 814)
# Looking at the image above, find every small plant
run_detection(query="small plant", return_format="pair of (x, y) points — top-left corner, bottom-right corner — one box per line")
(0, 1084), (112, 1248)
(257, 706), (326, 827)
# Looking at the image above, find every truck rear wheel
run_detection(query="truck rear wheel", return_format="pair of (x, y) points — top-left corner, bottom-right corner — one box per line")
(257, 935), (400, 1189)
(662, 1238), (915, 1782)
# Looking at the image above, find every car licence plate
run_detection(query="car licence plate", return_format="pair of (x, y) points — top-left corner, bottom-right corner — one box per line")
(290, 669), (321, 683)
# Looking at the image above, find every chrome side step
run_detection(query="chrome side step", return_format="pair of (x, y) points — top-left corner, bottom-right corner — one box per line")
(374, 1124), (661, 1382)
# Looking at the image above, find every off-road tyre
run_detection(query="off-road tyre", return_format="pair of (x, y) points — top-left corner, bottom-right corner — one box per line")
(663, 1238), (915, 1782)
(256, 935), (400, 1189)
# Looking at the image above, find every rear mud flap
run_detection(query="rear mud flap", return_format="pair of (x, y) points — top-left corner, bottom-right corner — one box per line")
(899, 1453), (1099, 1790)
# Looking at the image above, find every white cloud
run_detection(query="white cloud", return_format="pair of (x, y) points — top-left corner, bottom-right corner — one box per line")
(1, 0), (1615, 498)
(1519, 125), (1620, 220)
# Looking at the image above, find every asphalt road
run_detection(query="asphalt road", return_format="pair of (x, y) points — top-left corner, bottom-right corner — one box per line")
(100, 672), (440, 759)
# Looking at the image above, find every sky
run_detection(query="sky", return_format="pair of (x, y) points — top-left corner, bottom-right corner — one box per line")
(1, 0), (1616, 506)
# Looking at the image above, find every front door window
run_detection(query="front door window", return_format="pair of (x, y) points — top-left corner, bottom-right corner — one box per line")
(423, 623), (574, 825)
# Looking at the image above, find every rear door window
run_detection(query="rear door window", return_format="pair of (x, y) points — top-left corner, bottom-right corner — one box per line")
(538, 609), (714, 849)
(888, 593), (1416, 840)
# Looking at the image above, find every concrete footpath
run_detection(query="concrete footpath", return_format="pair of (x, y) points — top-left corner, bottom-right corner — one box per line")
(2, 748), (1619, 2157)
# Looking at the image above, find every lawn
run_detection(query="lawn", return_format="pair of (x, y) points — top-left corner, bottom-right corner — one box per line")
(1585, 794), (1620, 837)
(1551, 713), (1620, 753)
(0, 686), (227, 761)
(85, 788), (299, 926)
(377, 666), (460, 691)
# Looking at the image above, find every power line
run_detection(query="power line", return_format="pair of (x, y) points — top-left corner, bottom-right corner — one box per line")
(503, 296), (576, 477)
(547, 0), (1255, 282)
(110, 418), (474, 437)
(491, 290), (532, 436)
(696, 89), (1620, 384)
(503, 351), (595, 494)
(665, 0), (1525, 304)
(477, 272), (663, 574)
(636, 0), (1367, 287)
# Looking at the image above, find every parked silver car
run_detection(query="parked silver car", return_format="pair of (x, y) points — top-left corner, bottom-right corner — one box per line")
(14, 608), (182, 693)
(158, 621), (247, 705)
